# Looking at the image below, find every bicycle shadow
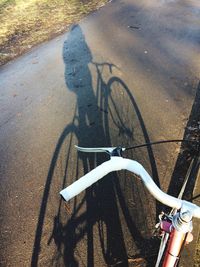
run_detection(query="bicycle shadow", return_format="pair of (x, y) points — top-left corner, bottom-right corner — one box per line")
(31, 24), (161, 267)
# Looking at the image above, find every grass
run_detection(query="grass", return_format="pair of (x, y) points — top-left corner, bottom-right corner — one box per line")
(0, 0), (108, 65)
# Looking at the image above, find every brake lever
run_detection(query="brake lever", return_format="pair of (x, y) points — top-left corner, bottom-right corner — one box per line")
(75, 145), (125, 156)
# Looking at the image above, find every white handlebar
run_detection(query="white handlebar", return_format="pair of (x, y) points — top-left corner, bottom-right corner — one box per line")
(60, 157), (200, 218)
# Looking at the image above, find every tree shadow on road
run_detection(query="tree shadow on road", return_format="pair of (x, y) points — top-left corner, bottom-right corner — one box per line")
(162, 82), (200, 265)
(167, 82), (200, 201)
(31, 24), (162, 267)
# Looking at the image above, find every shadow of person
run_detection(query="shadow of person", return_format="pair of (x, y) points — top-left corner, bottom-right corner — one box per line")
(62, 24), (129, 267)
(40, 24), (159, 267)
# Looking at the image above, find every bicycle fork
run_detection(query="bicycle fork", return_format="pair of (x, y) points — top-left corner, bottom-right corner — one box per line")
(161, 210), (193, 267)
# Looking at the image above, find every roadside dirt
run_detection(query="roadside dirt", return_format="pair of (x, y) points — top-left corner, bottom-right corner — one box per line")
(0, 0), (108, 66)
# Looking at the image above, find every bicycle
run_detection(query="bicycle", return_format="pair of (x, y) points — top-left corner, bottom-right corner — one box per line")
(60, 140), (200, 267)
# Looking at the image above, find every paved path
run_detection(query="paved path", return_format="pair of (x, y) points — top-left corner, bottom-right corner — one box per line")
(0, 0), (200, 266)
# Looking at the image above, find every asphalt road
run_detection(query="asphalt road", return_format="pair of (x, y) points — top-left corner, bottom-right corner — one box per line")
(0, 0), (200, 266)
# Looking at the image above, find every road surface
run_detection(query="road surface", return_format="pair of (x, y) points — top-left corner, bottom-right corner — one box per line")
(0, 0), (200, 266)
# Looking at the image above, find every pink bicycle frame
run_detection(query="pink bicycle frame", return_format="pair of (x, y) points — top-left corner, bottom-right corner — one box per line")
(160, 210), (193, 267)
(162, 228), (186, 267)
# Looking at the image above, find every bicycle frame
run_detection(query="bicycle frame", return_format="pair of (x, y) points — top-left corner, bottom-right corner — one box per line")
(158, 210), (193, 267)
(163, 229), (186, 266)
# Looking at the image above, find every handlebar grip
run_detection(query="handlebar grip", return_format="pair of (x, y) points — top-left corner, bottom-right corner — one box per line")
(60, 157), (123, 201)
(59, 156), (200, 219)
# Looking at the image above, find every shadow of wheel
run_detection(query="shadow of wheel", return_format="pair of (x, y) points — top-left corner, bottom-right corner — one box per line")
(101, 77), (159, 266)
